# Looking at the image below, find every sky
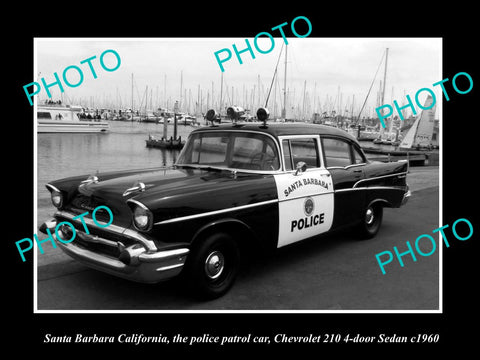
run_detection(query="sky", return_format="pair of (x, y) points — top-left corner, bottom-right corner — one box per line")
(34, 37), (442, 118)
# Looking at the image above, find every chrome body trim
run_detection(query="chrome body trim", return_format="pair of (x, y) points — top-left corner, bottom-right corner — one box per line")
(334, 185), (407, 193)
(326, 163), (367, 170)
(55, 240), (189, 283)
(74, 229), (118, 247)
(352, 171), (408, 188)
(401, 189), (411, 205)
(155, 199), (278, 225)
(42, 218), (189, 284)
(53, 210), (157, 251)
(126, 198), (150, 211)
(45, 183), (61, 193)
(156, 263), (184, 272)
(123, 182), (146, 197)
(138, 248), (189, 262)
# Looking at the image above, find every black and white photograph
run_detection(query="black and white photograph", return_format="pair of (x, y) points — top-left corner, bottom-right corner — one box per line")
(32, 37), (442, 311)
(7, 6), (478, 354)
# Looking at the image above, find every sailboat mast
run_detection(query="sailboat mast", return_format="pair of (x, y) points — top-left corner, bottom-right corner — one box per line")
(145, 85), (148, 114)
(380, 48), (389, 120)
(302, 80), (306, 120)
(282, 44), (288, 118)
(220, 72), (223, 114)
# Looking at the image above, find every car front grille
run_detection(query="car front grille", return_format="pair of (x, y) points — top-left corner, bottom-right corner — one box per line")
(54, 213), (138, 257)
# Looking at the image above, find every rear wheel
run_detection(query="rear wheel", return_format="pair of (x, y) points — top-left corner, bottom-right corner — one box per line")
(185, 232), (240, 299)
(357, 203), (383, 239)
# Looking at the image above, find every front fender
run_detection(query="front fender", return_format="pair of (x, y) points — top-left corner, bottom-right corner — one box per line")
(190, 217), (260, 254)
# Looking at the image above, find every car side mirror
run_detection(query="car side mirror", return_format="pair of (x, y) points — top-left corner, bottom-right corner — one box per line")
(294, 161), (307, 176)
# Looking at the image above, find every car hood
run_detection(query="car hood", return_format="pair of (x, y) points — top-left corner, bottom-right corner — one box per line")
(52, 166), (276, 226)
(77, 167), (192, 198)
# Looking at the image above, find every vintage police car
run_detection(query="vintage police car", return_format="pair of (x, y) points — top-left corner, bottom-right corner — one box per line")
(40, 108), (410, 299)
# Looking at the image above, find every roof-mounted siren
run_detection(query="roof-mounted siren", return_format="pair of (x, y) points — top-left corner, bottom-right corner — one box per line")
(205, 109), (218, 126)
(256, 107), (270, 127)
(226, 106), (245, 123)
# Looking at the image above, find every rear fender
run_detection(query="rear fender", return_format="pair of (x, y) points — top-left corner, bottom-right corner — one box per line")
(367, 198), (391, 209)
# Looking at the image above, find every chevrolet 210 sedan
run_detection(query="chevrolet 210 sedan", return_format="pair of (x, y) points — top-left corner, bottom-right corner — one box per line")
(40, 113), (410, 299)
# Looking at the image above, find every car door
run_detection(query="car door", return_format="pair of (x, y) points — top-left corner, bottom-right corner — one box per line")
(321, 136), (366, 229)
(273, 135), (334, 248)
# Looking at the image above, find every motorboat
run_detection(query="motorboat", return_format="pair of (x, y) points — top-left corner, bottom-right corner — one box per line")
(37, 103), (109, 133)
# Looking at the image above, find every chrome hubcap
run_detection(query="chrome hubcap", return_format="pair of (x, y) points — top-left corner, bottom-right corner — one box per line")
(205, 251), (225, 280)
(365, 208), (374, 225)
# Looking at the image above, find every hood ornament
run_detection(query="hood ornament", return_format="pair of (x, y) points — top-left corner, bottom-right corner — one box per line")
(78, 174), (99, 195)
(123, 181), (146, 197)
(80, 174), (99, 185)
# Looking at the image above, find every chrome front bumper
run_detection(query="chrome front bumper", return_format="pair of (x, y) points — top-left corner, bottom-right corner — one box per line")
(401, 189), (411, 205)
(40, 216), (189, 284)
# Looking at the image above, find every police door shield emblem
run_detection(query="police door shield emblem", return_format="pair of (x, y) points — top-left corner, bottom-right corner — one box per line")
(274, 168), (334, 248)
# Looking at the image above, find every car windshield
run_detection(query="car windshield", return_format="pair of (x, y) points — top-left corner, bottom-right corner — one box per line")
(176, 131), (280, 171)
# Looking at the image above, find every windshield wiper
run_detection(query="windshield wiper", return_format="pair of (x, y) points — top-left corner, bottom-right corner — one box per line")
(174, 164), (199, 170)
(175, 164), (231, 173)
(201, 166), (226, 172)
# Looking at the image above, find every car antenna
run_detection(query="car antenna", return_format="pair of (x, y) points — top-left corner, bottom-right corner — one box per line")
(255, 44), (282, 129)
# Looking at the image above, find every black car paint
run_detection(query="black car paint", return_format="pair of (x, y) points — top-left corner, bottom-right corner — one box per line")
(50, 166), (280, 251)
(44, 122), (408, 279)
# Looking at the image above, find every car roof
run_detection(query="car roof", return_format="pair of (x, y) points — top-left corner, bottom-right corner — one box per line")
(192, 122), (359, 143)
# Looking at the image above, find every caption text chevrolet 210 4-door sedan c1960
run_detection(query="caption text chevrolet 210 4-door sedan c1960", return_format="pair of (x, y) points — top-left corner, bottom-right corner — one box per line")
(40, 108), (411, 299)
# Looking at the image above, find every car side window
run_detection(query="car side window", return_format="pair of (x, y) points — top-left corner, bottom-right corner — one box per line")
(353, 145), (366, 164)
(232, 135), (280, 170)
(282, 140), (293, 171)
(322, 137), (353, 167)
(282, 138), (320, 169)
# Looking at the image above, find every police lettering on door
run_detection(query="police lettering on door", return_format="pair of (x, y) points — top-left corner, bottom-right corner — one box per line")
(291, 197), (325, 232)
(284, 177), (330, 198)
(274, 168), (334, 248)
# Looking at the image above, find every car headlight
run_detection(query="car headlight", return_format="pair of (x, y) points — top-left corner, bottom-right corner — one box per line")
(46, 184), (64, 209)
(132, 203), (153, 232)
(51, 190), (63, 208)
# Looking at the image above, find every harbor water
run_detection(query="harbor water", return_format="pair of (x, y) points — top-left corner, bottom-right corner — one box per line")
(37, 120), (199, 222)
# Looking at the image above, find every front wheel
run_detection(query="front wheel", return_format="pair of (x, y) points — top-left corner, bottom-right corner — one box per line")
(356, 203), (383, 239)
(185, 233), (240, 299)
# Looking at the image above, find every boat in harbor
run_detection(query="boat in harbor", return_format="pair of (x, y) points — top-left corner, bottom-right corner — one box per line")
(373, 131), (401, 146)
(372, 108), (402, 146)
(176, 113), (199, 126)
(362, 95), (438, 165)
(145, 135), (185, 149)
(37, 103), (109, 133)
(145, 112), (185, 149)
(139, 110), (161, 123)
(399, 95), (436, 150)
(357, 126), (381, 141)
